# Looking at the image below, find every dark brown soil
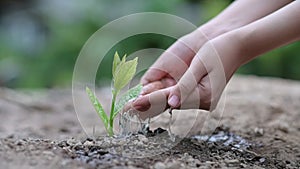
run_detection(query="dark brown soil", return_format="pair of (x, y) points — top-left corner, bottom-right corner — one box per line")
(0, 75), (299, 169)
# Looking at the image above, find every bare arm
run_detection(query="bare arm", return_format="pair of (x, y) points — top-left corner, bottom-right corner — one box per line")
(236, 0), (300, 65)
(141, 0), (292, 86)
(213, 0), (300, 71)
(199, 0), (293, 40)
(134, 0), (296, 115)
(167, 0), (300, 110)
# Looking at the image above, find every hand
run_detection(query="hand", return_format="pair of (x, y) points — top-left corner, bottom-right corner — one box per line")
(139, 0), (294, 107)
(132, 31), (242, 119)
(139, 29), (209, 97)
(128, 0), (299, 120)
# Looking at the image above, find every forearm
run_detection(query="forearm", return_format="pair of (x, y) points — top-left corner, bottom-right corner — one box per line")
(155, 0), (292, 69)
(208, 0), (300, 81)
(234, 0), (300, 65)
(196, 0), (292, 42)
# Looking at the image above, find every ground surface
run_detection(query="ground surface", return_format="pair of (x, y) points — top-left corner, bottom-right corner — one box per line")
(0, 75), (299, 169)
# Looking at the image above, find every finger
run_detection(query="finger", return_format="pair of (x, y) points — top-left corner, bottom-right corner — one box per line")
(141, 68), (166, 85)
(140, 78), (176, 95)
(131, 95), (151, 112)
(176, 41), (228, 111)
(140, 81), (164, 95)
(122, 79), (175, 115)
(168, 52), (208, 108)
(142, 51), (190, 84)
(132, 87), (171, 120)
(141, 38), (196, 85)
(161, 77), (177, 87)
(166, 77), (211, 110)
(132, 76), (212, 112)
(180, 75), (211, 110)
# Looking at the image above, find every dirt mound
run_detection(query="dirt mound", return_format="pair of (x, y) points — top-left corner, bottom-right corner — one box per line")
(0, 75), (299, 168)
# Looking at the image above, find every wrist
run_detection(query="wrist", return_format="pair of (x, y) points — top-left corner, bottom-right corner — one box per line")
(188, 22), (233, 53)
(209, 30), (244, 80)
(196, 19), (237, 40)
(182, 20), (237, 53)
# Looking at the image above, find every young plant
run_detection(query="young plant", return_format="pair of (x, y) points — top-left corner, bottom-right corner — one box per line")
(86, 52), (142, 136)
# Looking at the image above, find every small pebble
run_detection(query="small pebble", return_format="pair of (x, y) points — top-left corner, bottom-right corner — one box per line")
(225, 159), (239, 164)
(83, 141), (93, 146)
(66, 138), (77, 145)
(154, 162), (166, 169)
(254, 127), (264, 136)
(277, 123), (289, 133)
(205, 161), (215, 164)
(240, 163), (247, 168)
(259, 158), (265, 163)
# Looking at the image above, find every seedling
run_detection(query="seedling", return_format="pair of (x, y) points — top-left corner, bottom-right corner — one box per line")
(86, 52), (142, 136)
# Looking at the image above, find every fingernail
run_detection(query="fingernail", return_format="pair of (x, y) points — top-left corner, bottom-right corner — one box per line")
(132, 105), (142, 111)
(132, 100), (141, 110)
(132, 97), (150, 111)
(133, 104), (150, 112)
(168, 95), (179, 107)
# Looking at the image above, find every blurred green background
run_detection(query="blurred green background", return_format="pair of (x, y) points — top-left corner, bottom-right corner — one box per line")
(0, 0), (299, 88)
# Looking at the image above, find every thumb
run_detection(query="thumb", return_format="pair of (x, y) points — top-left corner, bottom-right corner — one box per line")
(168, 53), (208, 108)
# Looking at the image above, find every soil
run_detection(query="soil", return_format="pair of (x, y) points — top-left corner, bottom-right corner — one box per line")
(0, 75), (299, 169)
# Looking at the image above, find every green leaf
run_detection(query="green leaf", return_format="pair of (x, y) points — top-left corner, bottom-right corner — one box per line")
(121, 54), (127, 62)
(113, 84), (142, 119)
(113, 57), (138, 91)
(86, 87), (109, 131)
(112, 52), (121, 76)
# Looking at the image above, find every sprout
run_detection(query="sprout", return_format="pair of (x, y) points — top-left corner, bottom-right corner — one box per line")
(86, 52), (141, 136)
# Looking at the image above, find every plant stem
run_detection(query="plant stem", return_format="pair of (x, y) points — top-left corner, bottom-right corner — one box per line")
(107, 126), (114, 137)
(109, 90), (117, 136)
